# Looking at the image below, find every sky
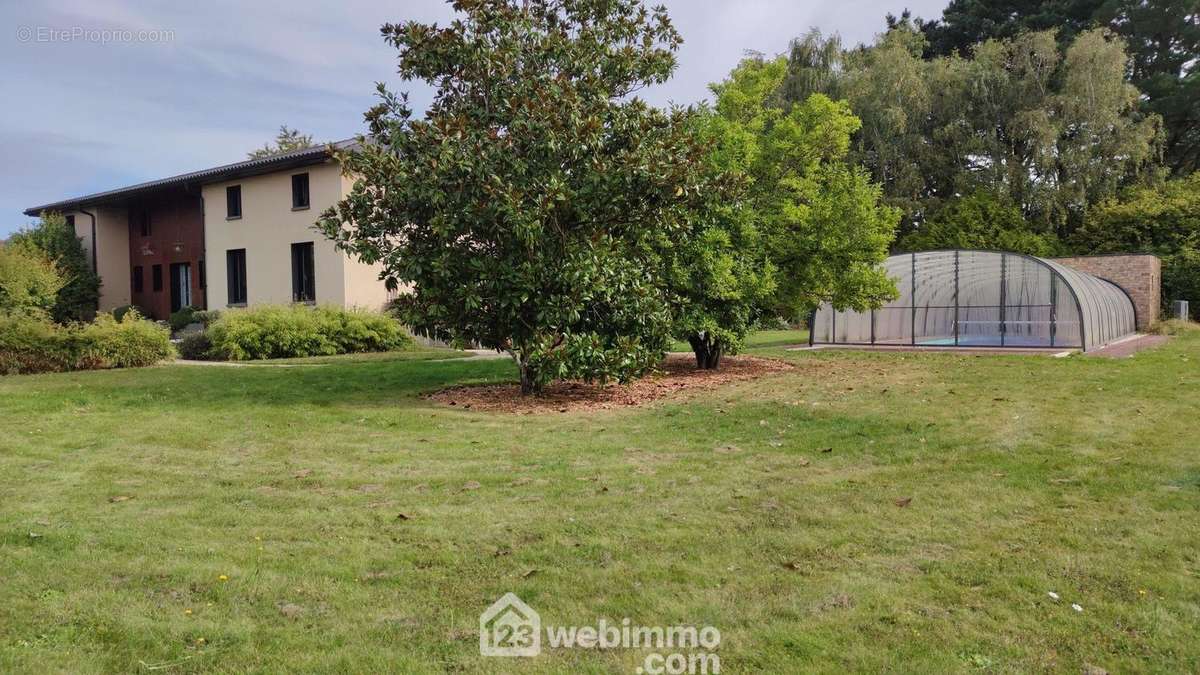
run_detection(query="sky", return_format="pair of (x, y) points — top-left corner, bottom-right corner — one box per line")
(0, 0), (949, 236)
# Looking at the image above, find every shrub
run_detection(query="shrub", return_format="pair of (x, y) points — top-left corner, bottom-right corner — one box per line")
(1148, 319), (1198, 336)
(112, 305), (151, 322)
(177, 332), (213, 360)
(8, 212), (101, 322)
(0, 312), (172, 375)
(193, 309), (221, 327)
(206, 305), (413, 360)
(77, 313), (174, 368)
(0, 313), (75, 374)
(169, 305), (199, 332)
(0, 244), (66, 317)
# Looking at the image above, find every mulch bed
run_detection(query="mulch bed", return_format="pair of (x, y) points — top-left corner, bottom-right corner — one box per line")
(427, 354), (795, 413)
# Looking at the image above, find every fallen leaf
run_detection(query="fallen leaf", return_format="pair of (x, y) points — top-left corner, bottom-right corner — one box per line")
(520, 569), (538, 579)
(108, 495), (134, 503)
(894, 497), (912, 508)
(820, 447), (833, 454)
(395, 513), (412, 521)
(462, 481), (482, 491)
(293, 469), (313, 479)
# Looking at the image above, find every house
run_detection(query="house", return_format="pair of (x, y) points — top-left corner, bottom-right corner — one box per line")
(22, 141), (389, 319)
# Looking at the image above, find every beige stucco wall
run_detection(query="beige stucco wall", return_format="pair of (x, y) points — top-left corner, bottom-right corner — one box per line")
(204, 161), (354, 307)
(65, 207), (130, 311)
(336, 171), (391, 310)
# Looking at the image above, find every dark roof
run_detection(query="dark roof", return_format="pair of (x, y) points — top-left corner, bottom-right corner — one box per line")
(23, 139), (358, 216)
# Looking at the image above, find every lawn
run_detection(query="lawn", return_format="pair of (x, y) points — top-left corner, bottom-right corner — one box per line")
(1, 331), (1197, 673)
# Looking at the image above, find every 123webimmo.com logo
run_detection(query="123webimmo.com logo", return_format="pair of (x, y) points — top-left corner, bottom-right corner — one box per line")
(479, 593), (721, 674)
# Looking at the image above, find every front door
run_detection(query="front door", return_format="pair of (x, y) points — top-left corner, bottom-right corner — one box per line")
(170, 262), (192, 312)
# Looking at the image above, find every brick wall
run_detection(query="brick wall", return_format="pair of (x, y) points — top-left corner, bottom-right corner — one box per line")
(1053, 254), (1161, 330)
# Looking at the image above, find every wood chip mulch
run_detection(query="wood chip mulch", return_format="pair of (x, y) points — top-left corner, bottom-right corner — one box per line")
(427, 354), (795, 413)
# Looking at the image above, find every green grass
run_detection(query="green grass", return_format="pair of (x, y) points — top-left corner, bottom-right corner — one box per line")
(670, 327), (809, 352)
(1, 331), (1197, 673)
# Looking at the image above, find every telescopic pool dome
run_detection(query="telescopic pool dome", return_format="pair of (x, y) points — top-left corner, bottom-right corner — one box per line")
(811, 250), (1137, 351)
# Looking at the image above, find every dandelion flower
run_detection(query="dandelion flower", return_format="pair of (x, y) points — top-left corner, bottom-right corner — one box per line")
(218, 574), (229, 582)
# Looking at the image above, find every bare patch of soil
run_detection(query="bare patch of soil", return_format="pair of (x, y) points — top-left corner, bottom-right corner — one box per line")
(428, 354), (795, 413)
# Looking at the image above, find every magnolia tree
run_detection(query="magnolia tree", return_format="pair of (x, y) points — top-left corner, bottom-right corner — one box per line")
(320, 0), (701, 394)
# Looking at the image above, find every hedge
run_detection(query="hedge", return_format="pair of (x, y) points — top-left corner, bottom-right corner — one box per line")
(204, 305), (413, 360)
(0, 311), (173, 375)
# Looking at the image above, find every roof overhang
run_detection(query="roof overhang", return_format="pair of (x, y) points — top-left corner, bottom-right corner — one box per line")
(23, 139), (358, 217)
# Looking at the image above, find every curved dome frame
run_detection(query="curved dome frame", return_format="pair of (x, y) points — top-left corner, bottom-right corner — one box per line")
(811, 250), (1136, 351)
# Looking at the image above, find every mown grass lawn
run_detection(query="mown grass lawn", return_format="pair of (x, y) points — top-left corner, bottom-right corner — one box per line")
(1, 332), (1198, 673)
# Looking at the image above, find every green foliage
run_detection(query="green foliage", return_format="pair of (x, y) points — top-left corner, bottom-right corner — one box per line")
(1076, 173), (1200, 309)
(320, 0), (692, 393)
(205, 305), (413, 361)
(900, 191), (1064, 257)
(663, 108), (776, 368)
(710, 57), (898, 319)
(0, 312), (172, 375)
(176, 332), (213, 361)
(168, 305), (199, 332)
(9, 212), (101, 322)
(76, 313), (175, 369)
(910, 0), (1200, 174)
(0, 313), (73, 374)
(1162, 248), (1200, 317)
(111, 304), (151, 323)
(192, 309), (222, 327)
(782, 26), (1160, 238)
(1075, 173), (1200, 252)
(247, 125), (315, 158)
(0, 244), (65, 317)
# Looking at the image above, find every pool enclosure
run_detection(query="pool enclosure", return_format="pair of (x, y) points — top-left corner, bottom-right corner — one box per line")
(811, 250), (1137, 351)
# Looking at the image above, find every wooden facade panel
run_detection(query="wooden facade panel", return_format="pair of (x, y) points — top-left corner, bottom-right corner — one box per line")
(127, 189), (205, 319)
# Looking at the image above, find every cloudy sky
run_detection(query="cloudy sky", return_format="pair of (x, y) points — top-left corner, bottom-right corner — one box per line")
(0, 0), (948, 236)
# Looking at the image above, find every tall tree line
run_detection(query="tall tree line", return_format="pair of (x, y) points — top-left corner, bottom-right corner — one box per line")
(782, 23), (1160, 244)
(909, 0), (1199, 175)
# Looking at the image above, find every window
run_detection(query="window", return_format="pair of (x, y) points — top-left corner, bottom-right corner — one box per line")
(198, 259), (206, 290)
(65, 215), (75, 229)
(291, 173), (310, 210)
(291, 242), (315, 302)
(226, 249), (247, 305)
(226, 185), (242, 219)
(132, 266), (144, 293)
(152, 264), (163, 292)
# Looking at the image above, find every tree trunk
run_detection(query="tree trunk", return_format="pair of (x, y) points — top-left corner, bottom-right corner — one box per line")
(517, 357), (542, 396)
(688, 334), (723, 370)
